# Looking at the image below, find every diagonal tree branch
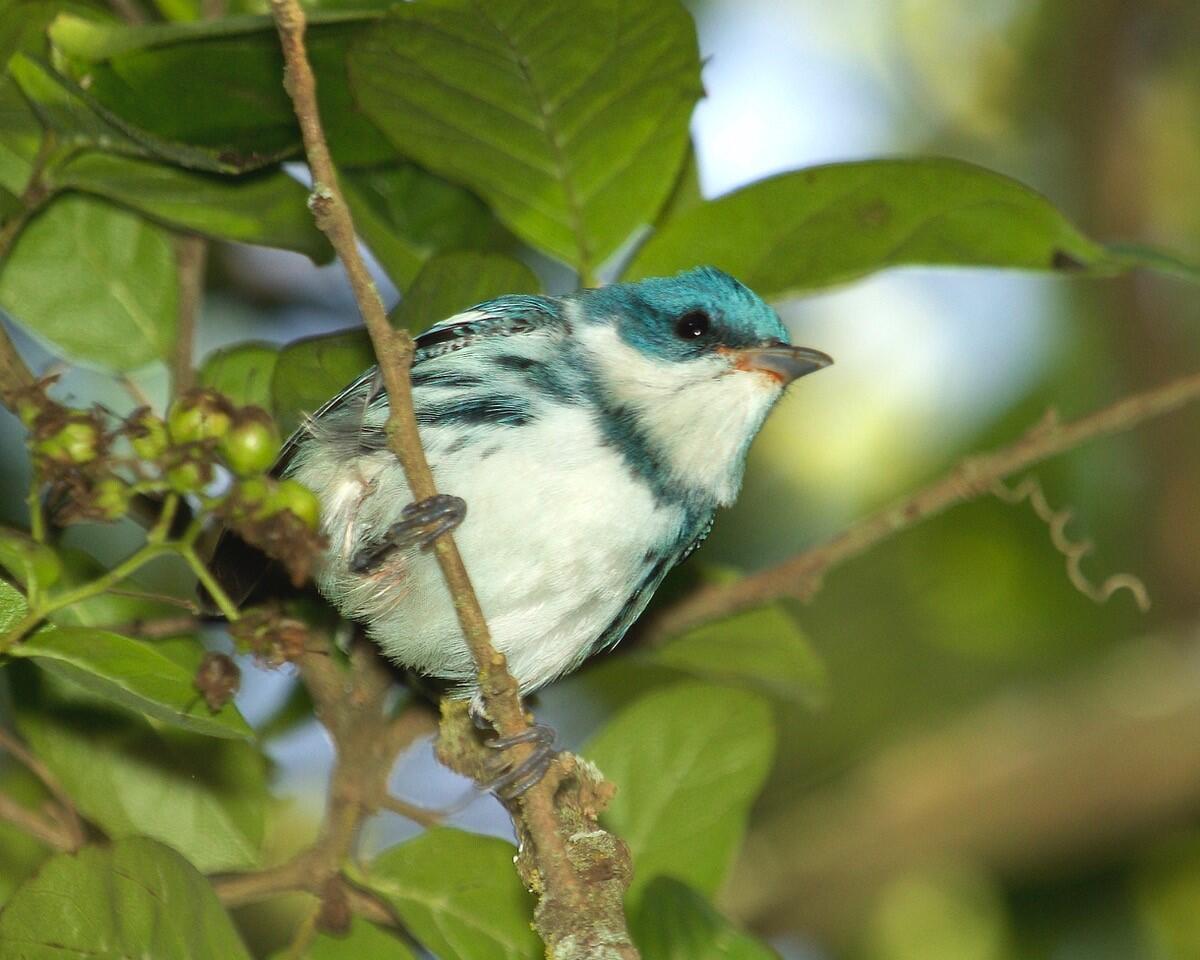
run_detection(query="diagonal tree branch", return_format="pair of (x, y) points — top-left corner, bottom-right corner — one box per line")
(266, 4), (638, 956)
(642, 369), (1200, 642)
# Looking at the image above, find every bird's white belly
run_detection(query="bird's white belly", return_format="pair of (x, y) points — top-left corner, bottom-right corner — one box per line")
(296, 405), (683, 692)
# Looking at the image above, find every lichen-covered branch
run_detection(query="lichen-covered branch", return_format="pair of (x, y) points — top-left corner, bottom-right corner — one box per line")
(643, 369), (1200, 641)
(266, 3), (638, 954)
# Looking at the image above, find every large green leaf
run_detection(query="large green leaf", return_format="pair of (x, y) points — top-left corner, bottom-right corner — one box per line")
(51, 152), (333, 261)
(0, 577), (28, 636)
(48, 12), (393, 169)
(585, 682), (775, 901)
(349, 0), (701, 274)
(9, 625), (253, 739)
(0, 193), (177, 371)
(360, 827), (540, 960)
(45, 546), (187, 630)
(0, 527), (59, 592)
(18, 696), (266, 872)
(650, 603), (827, 708)
(631, 877), (778, 960)
(390, 250), (541, 331)
(270, 328), (373, 435)
(270, 919), (417, 960)
(200, 340), (280, 409)
(0, 766), (53, 904)
(343, 161), (513, 290)
(626, 158), (1116, 295)
(0, 836), (253, 959)
(7, 53), (254, 175)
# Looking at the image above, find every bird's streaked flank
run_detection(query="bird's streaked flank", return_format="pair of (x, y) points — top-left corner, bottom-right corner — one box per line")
(224, 267), (831, 698)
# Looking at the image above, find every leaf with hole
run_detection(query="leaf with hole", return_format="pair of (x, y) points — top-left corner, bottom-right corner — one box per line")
(360, 827), (539, 960)
(0, 836), (253, 958)
(0, 193), (177, 371)
(349, 0), (701, 274)
(627, 158), (1120, 295)
(585, 682), (775, 901)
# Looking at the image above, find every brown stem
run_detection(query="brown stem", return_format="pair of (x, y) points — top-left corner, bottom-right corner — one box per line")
(0, 323), (34, 394)
(643, 369), (1200, 642)
(0, 792), (78, 851)
(0, 727), (85, 849)
(172, 234), (207, 397)
(266, 3), (636, 956)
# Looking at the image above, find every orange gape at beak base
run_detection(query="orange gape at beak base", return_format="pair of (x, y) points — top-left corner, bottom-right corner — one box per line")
(726, 342), (833, 384)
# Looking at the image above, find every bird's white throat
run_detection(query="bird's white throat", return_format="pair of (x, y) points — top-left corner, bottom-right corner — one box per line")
(579, 323), (781, 505)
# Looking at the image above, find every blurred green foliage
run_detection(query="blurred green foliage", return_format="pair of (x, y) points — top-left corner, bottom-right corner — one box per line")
(0, 0), (1197, 958)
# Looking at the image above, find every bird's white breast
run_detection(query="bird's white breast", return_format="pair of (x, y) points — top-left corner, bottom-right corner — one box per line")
(289, 402), (684, 692)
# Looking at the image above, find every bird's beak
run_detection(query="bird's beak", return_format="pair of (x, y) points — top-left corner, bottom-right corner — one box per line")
(733, 342), (833, 384)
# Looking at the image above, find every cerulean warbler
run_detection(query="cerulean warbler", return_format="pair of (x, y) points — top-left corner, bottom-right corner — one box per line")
(219, 267), (830, 696)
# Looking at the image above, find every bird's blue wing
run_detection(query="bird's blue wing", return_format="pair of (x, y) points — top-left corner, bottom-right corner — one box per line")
(207, 295), (565, 606)
(271, 295), (565, 476)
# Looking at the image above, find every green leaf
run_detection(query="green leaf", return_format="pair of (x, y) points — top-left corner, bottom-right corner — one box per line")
(200, 340), (280, 409)
(627, 158), (1116, 295)
(631, 877), (778, 960)
(0, 766), (54, 903)
(0, 576), (29, 635)
(9, 625), (253, 740)
(361, 827), (540, 960)
(343, 161), (511, 289)
(7, 53), (251, 175)
(270, 919), (417, 960)
(45, 546), (185, 629)
(0, 836), (253, 958)
(0, 526), (60, 591)
(48, 13), (394, 169)
(585, 682), (775, 901)
(651, 604), (827, 708)
(51, 152), (333, 262)
(271, 328), (374, 435)
(17, 694), (266, 872)
(349, 0), (701, 273)
(390, 250), (540, 331)
(0, 194), (177, 371)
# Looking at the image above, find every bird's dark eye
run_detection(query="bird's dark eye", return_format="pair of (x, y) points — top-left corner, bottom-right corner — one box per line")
(675, 311), (710, 340)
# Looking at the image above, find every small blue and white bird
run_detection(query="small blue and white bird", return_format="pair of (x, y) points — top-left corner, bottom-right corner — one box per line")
(230, 267), (830, 696)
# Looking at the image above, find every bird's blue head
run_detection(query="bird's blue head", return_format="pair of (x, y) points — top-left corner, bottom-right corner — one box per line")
(568, 267), (831, 506)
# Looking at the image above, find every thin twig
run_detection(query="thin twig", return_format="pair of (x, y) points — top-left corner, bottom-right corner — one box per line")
(173, 235), (207, 396)
(0, 792), (77, 851)
(643, 369), (1200, 641)
(0, 727), (85, 848)
(378, 793), (443, 829)
(266, 5), (636, 957)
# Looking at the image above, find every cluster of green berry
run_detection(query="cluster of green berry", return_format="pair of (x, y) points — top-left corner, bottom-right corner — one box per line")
(11, 380), (325, 586)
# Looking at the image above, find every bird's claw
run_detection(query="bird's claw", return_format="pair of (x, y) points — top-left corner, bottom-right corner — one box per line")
(482, 723), (558, 800)
(349, 494), (466, 573)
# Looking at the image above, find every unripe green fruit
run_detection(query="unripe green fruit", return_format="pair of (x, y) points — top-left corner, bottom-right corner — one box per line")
(269, 479), (321, 530)
(130, 412), (169, 460)
(219, 413), (280, 477)
(36, 418), (100, 464)
(167, 390), (233, 444)
(93, 477), (130, 521)
(166, 459), (207, 494)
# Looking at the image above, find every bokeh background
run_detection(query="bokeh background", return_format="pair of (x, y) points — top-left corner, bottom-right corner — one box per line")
(3, 0), (1200, 957)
